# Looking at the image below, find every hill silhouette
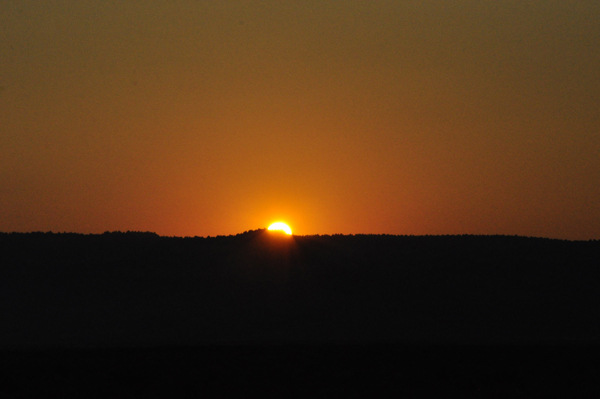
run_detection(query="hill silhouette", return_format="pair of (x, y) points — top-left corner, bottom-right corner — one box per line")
(1, 230), (598, 348)
(2, 230), (600, 396)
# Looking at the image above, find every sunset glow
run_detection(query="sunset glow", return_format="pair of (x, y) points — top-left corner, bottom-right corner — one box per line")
(1, 2), (599, 239)
(268, 223), (292, 235)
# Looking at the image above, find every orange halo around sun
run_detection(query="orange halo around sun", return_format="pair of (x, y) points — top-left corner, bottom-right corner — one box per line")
(268, 222), (292, 235)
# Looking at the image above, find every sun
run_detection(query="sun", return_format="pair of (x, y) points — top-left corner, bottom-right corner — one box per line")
(268, 222), (292, 235)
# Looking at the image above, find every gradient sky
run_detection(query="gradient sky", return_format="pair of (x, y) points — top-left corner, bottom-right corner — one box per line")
(1, 1), (599, 239)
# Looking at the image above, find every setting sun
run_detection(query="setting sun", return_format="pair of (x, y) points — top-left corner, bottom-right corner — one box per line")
(268, 222), (292, 235)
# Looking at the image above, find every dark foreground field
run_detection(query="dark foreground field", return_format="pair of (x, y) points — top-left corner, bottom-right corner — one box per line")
(1, 230), (599, 396)
(2, 345), (600, 397)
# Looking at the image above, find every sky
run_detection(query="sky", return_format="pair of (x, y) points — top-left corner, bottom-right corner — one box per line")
(1, 1), (599, 239)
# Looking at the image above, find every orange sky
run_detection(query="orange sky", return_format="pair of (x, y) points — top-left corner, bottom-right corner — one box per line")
(1, 1), (599, 239)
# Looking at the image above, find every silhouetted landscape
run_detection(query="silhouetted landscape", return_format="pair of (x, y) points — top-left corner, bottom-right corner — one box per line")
(1, 230), (599, 396)
(4, 1), (599, 396)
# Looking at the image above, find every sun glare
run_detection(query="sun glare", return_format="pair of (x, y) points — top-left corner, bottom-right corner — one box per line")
(268, 222), (292, 235)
